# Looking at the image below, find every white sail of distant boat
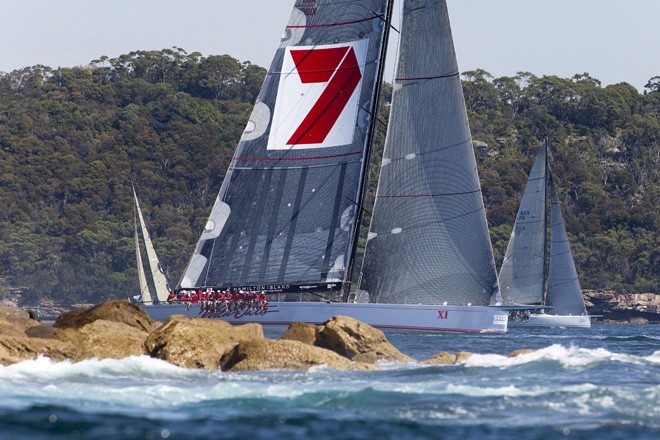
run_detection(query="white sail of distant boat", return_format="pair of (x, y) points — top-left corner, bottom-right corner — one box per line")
(499, 140), (591, 328)
(134, 199), (153, 304)
(133, 186), (171, 303)
(142, 0), (511, 333)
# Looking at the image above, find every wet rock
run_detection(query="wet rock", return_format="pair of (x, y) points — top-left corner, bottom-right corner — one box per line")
(508, 349), (535, 357)
(421, 351), (473, 365)
(280, 322), (318, 345)
(54, 300), (160, 333)
(220, 338), (378, 372)
(0, 336), (77, 365)
(315, 316), (413, 363)
(56, 320), (150, 361)
(145, 315), (264, 370)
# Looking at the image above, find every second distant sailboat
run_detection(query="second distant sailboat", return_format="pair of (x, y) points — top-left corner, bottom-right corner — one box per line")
(498, 140), (593, 328)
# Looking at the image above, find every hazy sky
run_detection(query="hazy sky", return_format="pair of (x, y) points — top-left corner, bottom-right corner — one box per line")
(1, 0), (658, 91)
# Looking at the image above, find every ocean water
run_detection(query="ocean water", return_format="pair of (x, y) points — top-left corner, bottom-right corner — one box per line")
(1, 325), (658, 440)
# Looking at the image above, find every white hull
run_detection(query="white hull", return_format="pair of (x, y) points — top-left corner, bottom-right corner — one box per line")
(511, 314), (592, 328)
(143, 302), (509, 333)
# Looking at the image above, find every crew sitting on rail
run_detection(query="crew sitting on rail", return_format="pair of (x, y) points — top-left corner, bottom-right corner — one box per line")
(167, 291), (176, 303)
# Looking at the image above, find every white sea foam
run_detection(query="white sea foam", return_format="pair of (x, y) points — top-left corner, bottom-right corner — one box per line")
(461, 344), (654, 369)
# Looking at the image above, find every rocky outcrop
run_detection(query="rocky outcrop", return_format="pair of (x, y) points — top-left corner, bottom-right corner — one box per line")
(0, 306), (42, 333)
(315, 316), (414, 363)
(55, 320), (150, 361)
(0, 336), (77, 365)
(145, 315), (264, 370)
(54, 300), (160, 332)
(508, 349), (535, 357)
(584, 290), (659, 323)
(280, 321), (318, 345)
(220, 338), (377, 372)
(420, 351), (473, 365)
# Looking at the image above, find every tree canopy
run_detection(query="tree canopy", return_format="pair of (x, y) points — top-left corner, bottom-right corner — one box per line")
(0, 49), (657, 306)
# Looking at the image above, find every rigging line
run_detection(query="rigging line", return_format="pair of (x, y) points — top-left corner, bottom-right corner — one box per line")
(370, 10), (399, 33)
(359, 104), (388, 128)
(286, 14), (385, 29)
(344, 196), (372, 217)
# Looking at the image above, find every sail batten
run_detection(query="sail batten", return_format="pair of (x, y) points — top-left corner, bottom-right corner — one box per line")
(179, 0), (392, 292)
(359, 0), (499, 306)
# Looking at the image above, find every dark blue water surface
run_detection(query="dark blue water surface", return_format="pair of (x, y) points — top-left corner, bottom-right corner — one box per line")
(1, 324), (658, 439)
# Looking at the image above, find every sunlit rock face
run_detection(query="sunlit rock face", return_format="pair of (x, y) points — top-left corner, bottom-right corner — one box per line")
(315, 315), (414, 363)
(145, 315), (264, 370)
(219, 338), (378, 372)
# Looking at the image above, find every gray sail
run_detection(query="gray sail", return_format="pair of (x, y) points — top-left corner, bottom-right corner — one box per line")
(546, 177), (587, 315)
(180, 0), (391, 291)
(359, 0), (499, 306)
(498, 141), (547, 304)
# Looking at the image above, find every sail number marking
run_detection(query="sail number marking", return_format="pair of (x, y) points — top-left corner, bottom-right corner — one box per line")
(287, 46), (362, 145)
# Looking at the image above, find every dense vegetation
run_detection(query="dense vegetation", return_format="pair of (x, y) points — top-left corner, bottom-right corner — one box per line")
(0, 49), (657, 306)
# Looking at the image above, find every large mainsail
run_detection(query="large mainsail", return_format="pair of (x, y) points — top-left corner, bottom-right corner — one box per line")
(180, 0), (392, 291)
(498, 141), (548, 304)
(546, 177), (587, 316)
(359, 0), (499, 306)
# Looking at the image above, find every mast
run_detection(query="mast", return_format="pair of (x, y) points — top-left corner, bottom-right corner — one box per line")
(342, 0), (395, 301)
(541, 138), (549, 306)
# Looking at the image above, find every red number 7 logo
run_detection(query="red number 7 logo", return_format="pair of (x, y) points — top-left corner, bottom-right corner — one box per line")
(287, 46), (362, 145)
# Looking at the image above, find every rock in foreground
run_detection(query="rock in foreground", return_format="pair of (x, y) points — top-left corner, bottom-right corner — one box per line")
(421, 351), (473, 365)
(54, 300), (159, 333)
(315, 316), (414, 363)
(220, 338), (377, 372)
(146, 315), (264, 370)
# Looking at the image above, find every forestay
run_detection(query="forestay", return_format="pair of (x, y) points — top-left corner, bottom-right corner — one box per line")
(180, 0), (391, 292)
(359, 0), (499, 306)
(498, 141), (548, 305)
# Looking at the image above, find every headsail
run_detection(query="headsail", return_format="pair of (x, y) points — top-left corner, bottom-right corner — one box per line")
(134, 200), (153, 304)
(359, 0), (500, 306)
(133, 187), (171, 302)
(546, 176), (587, 316)
(179, 0), (392, 292)
(498, 140), (548, 304)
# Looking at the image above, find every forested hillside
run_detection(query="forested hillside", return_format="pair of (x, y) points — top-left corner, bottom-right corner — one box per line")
(0, 49), (657, 306)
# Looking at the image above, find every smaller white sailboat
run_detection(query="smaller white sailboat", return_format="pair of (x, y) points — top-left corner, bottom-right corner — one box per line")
(133, 185), (171, 304)
(499, 140), (593, 328)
